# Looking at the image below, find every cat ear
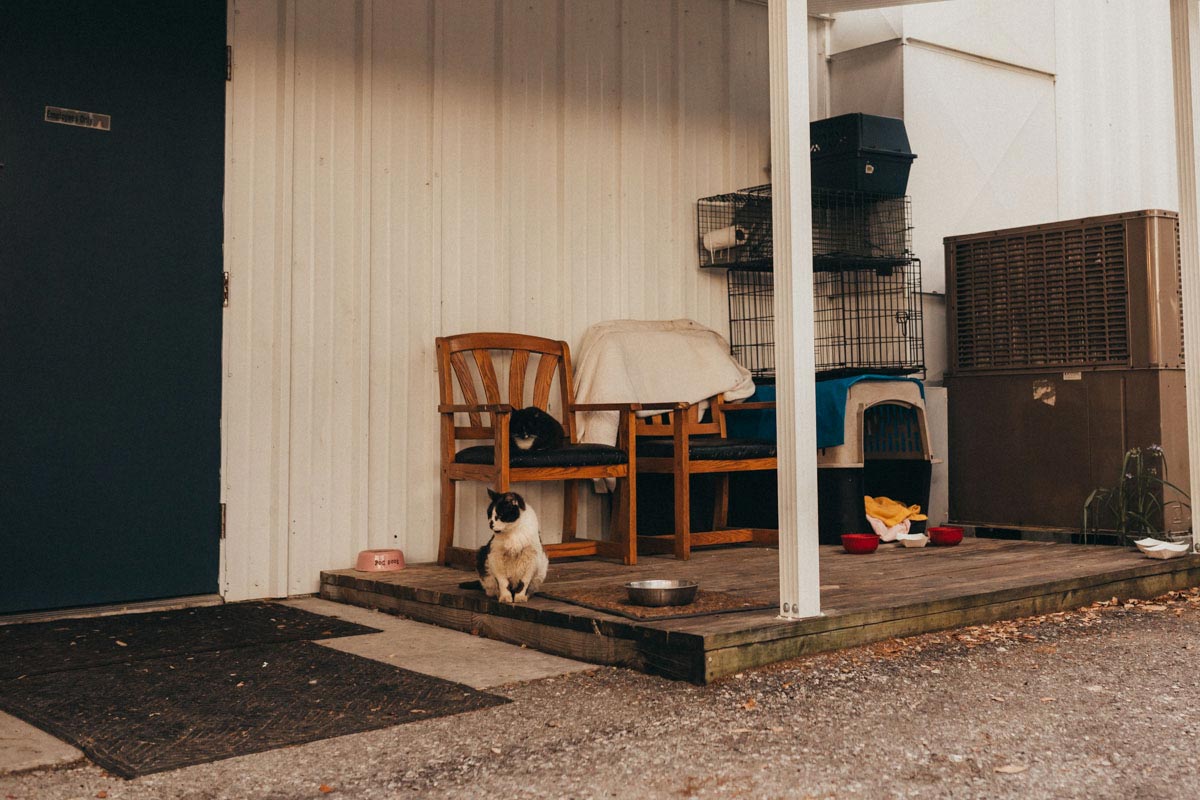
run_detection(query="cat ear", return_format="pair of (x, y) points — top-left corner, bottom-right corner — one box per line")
(515, 493), (525, 510)
(487, 488), (500, 501)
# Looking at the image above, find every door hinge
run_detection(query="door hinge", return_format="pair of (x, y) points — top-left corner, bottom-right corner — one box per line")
(226, 46), (232, 81)
(220, 502), (227, 540)
(223, 271), (230, 307)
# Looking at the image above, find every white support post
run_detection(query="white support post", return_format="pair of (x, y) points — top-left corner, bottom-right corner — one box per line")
(768, 0), (822, 618)
(1170, 0), (1200, 554)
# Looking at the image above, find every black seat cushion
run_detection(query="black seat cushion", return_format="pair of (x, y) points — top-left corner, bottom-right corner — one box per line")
(636, 437), (777, 461)
(454, 443), (628, 468)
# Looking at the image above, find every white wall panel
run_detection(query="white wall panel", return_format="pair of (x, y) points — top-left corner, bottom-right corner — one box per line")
(224, 0), (779, 596)
(287, 0), (371, 594)
(903, 0), (1055, 74)
(1055, 0), (1179, 218)
(222, 0), (295, 602)
(366, 0), (439, 569)
(904, 45), (1058, 293)
(828, 7), (901, 55)
(829, 40), (905, 119)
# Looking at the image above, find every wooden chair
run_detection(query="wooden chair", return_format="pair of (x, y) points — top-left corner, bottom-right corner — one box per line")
(437, 332), (639, 567)
(634, 395), (778, 560)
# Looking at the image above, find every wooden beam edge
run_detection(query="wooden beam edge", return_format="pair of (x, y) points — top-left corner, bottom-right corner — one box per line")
(699, 562), (1200, 682)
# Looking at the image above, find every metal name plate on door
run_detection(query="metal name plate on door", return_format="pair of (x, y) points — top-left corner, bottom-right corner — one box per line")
(44, 106), (111, 131)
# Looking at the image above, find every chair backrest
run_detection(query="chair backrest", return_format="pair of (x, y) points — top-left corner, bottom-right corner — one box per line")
(635, 397), (726, 439)
(436, 332), (577, 443)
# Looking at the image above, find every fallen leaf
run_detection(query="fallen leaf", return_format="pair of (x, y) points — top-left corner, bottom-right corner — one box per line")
(742, 699), (758, 711)
(994, 764), (1028, 774)
(990, 696), (1005, 703)
(1039, 697), (1055, 703)
(1143, 604), (1168, 612)
(409, 709), (427, 714)
(770, 726), (785, 732)
(490, 747), (502, 755)
(97, 792), (108, 799)
(730, 728), (752, 734)
(319, 785), (334, 794)
(114, 641), (127, 648)
(1086, 685), (1104, 693)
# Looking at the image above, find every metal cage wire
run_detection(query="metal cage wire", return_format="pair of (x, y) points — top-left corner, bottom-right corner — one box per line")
(718, 186), (924, 380)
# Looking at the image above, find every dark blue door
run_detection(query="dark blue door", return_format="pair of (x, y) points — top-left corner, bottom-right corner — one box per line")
(0, 2), (226, 613)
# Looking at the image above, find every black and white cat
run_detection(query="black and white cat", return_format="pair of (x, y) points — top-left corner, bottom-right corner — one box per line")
(509, 406), (565, 452)
(476, 489), (548, 604)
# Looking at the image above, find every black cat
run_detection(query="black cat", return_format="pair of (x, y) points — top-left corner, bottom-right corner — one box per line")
(509, 406), (565, 451)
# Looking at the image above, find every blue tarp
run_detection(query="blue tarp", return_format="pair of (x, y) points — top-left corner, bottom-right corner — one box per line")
(725, 376), (925, 449)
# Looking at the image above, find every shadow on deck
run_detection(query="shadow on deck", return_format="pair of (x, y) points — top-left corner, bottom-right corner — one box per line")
(320, 538), (1200, 684)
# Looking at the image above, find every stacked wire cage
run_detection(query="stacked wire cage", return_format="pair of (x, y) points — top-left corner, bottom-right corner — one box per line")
(698, 185), (924, 379)
(812, 188), (924, 377)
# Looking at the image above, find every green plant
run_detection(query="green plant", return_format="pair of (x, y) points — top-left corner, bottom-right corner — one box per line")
(1083, 445), (1191, 546)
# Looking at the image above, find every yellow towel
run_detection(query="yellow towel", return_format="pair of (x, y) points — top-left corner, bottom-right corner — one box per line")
(864, 495), (928, 528)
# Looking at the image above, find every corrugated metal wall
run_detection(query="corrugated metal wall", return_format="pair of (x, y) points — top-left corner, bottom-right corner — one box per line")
(222, 0), (780, 599)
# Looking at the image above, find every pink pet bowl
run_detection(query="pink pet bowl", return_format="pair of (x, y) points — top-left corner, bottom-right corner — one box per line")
(355, 549), (406, 572)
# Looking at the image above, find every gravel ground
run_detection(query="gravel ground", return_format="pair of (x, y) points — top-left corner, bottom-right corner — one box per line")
(4, 588), (1199, 800)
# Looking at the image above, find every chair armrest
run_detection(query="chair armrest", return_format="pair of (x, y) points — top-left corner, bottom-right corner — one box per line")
(571, 401), (691, 412)
(718, 401), (776, 411)
(438, 403), (513, 414)
(570, 402), (642, 412)
(635, 401), (693, 412)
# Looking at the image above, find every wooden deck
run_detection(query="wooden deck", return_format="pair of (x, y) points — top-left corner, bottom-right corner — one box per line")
(320, 538), (1200, 684)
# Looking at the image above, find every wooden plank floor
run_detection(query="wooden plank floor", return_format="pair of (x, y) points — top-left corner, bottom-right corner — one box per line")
(320, 538), (1200, 683)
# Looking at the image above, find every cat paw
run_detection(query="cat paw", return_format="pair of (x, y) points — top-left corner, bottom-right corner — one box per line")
(513, 591), (529, 603)
(498, 590), (514, 604)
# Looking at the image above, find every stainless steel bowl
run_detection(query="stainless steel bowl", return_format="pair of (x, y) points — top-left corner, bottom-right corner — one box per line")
(624, 579), (699, 607)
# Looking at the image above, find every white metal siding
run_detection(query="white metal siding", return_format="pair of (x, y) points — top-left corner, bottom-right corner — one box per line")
(223, 0), (777, 599)
(1055, 0), (1179, 218)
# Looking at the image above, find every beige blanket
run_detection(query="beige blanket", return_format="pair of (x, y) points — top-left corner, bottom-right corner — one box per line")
(574, 319), (756, 448)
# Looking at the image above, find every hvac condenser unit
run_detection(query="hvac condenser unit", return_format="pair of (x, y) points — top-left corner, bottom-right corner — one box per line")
(943, 209), (1190, 535)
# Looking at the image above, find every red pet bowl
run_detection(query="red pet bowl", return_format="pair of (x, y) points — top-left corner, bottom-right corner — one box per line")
(841, 533), (880, 554)
(928, 526), (964, 547)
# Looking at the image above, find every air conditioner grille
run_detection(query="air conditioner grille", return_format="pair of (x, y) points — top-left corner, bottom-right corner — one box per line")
(952, 222), (1129, 370)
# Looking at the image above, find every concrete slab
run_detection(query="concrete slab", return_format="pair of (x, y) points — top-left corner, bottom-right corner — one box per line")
(283, 597), (594, 689)
(0, 713), (82, 775)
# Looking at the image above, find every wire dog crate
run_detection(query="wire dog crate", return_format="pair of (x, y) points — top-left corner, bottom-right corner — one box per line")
(813, 260), (924, 377)
(727, 270), (775, 379)
(719, 186), (924, 380)
(812, 189), (912, 271)
(697, 184), (773, 270)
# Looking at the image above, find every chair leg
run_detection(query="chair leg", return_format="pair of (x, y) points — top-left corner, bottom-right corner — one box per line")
(438, 474), (457, 566)
(674, 472), (691, 561)
(713, 473), (730, 529)
(562, 480), (578, 542)
(627, 470), (638, 566)
(614, 474), (637, 566)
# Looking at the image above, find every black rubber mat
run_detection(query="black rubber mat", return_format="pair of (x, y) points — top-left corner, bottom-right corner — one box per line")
(0, 602), (378, 679)
(0, 640), (509, 778)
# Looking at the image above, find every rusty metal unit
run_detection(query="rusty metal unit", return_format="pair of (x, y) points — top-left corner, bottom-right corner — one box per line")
(943, 210), (1189, 536)
(946, 210), (1183, 374)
